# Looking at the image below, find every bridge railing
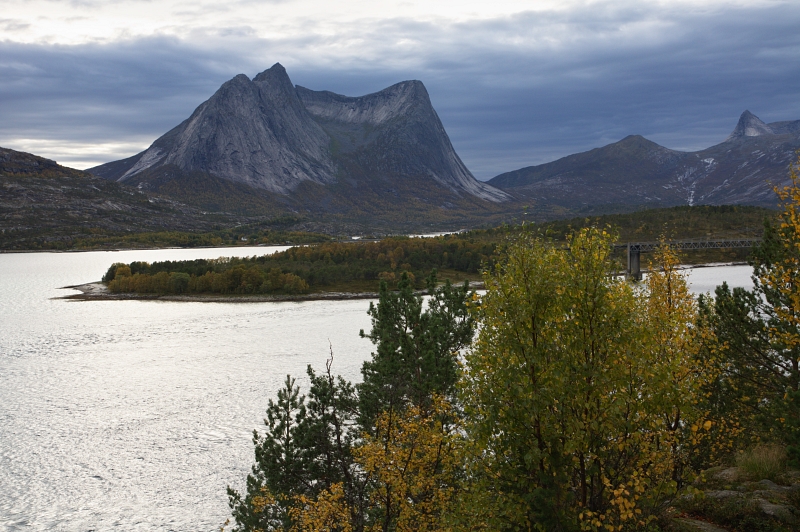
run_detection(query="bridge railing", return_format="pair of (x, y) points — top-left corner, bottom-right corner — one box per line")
(613, 239), (761, 279)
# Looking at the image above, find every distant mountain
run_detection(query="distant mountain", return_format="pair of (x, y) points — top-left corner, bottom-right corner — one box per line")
(89, 63), (509, 216)
(489, 111), (800, 211)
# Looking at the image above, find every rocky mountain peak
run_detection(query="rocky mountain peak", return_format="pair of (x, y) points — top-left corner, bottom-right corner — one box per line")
(296, 79), (430, 126)
(252, 63), (297, 100)
(88, 64), (510, 204)
(253, 62), (288, 82)
(727, 110), (774, 140)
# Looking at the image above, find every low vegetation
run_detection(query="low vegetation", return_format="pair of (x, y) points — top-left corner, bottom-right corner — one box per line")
(74, 223), (331, 250)
(736, 444), (788, 482)
(99, 204), (777, 297)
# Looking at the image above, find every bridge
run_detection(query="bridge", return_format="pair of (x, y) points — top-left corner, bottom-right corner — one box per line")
(613, 239), (761, 280)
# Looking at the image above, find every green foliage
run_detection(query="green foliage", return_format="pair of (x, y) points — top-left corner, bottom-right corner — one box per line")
(227, 270), (476, 532)
(103, 236), (495, 296)
(536, 205), (771, 243)
(358, 271), (474, 430)
(698, 197), (800, 461)
(459, 228), (707, 531)
(223, 191), (792, 531)
(736, 444), (788, 482)
(227, 363), (362, 532)
(468, 204), (775, 265)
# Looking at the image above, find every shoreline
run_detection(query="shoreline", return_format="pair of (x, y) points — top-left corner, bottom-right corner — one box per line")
(55, 262), (748, 303)
(57, 281), (487, 303)
(1, 244), (293, 255)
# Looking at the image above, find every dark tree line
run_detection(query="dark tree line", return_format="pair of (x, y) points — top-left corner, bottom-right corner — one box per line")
(102, 236), (497, 295)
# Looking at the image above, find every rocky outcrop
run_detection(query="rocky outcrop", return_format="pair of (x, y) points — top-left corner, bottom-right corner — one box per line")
(726, 110), (775, 140)
(90, 64), (508, 203)
(1, 146), (89, 178)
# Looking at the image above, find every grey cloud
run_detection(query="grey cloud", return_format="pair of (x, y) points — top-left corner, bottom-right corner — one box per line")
(0, 36), (256, 165)
(1, 2), (799, 178)
(0, 18), (31, 32)
(280, 4), (800, 177)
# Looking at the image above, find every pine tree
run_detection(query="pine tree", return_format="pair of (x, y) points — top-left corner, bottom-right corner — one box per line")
(357, 271), (474, 431)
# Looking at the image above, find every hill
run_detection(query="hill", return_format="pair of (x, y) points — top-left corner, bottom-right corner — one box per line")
(0, 146), (313, 250)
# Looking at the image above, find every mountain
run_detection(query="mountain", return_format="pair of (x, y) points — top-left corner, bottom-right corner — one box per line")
(89, 63), (509, 216)
(0, 146), (269, 249)
(489, 111), (800, 212)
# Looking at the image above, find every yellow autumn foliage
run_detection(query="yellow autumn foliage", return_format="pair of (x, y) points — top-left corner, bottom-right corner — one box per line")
(460, 227), (710, 531)
(289, 396), (461, 532)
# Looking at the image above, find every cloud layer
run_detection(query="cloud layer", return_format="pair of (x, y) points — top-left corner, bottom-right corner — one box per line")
(1, 1), (799, 178)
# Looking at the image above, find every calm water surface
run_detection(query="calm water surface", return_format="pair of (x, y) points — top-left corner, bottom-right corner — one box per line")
(0, 249), (753, 531)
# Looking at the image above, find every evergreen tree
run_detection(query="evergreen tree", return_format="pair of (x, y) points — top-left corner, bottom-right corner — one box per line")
(699, 163), (800, 460)
(227, 360), (361, 532)
(228, 270), (476, 531)
(357, 271), (474, 430)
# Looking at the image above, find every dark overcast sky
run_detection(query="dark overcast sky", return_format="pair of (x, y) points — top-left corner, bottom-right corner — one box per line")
(1, 0), (799, 180)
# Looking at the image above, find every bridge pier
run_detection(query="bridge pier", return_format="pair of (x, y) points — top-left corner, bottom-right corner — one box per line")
(627, 244), (641, 281)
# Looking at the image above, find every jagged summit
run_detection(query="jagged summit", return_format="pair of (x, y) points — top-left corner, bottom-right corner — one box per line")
(89, 64), (508, 205)
(727, 110), (774, 140)
(297, 80), (429, 125)
(108, 63), (334, 194)
(296, 80), (509, 202)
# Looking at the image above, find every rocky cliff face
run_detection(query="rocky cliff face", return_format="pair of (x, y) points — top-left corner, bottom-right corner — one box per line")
(489, 111), (800, 211)
(94, 64), (335, 194)
(90, 64), (508, 203)
(296, 81), (508, 202)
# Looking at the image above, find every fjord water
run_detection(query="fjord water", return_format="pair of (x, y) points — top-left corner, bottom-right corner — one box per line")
(0, 247), (375, 532)
(0, 248), (753, 531)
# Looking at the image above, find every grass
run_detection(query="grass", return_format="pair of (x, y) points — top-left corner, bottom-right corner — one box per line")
(677, 496), (792, 532)
(736, 444), (788, 482)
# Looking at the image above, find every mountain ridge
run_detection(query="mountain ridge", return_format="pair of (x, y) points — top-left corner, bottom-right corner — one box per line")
(489, 111), (800, 211)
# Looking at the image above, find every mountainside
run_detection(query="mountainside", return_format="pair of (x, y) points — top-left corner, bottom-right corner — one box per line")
(90, 63), (509, 210)
(295, 81), (507, 202)
(489, 111), (800, 211)
(0, 146), (264, 249)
